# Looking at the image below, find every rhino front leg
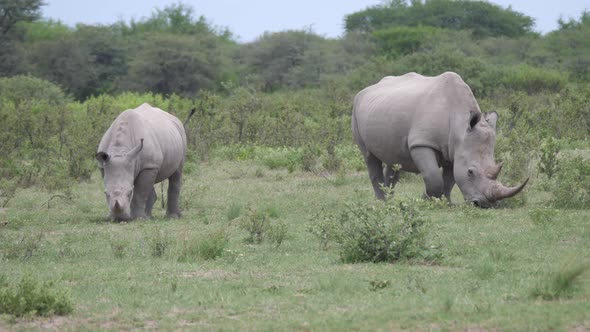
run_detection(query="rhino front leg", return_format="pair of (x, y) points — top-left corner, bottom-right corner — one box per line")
(131, 168), (158, 220)
(145, 187), (157, 218)
(410, 147), (444, 199)
(166, 168), (183, 218)
(366, 153), (385, 200)
(442, 164), (455, 203)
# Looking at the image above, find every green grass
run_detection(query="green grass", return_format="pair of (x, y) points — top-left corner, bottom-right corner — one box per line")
(0, 159), (589, 330)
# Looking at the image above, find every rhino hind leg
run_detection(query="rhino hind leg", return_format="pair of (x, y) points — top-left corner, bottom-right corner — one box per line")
(410, 147), (444, 199)
(131, 168), (159, 220)
(365, 153), (386, 200)
(166, 168), (183, 219)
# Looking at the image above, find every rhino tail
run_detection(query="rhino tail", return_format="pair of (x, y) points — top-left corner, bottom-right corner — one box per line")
(183, 108), (196, 127)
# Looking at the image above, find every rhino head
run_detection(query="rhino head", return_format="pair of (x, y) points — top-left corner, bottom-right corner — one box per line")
(453, 112), (528, 208)
(96, 139), (144, 221)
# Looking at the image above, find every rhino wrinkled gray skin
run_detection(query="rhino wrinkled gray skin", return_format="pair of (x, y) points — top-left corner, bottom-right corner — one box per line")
(96, 103), (192, 221)
(352, 72), (528, 207)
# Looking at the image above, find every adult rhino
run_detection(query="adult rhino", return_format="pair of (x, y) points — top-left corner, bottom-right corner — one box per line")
(96, 103), (194, 221)
(352, 72), (528, 207)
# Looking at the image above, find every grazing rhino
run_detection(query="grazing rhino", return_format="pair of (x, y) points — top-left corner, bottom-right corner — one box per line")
(352, 72), (528, 207)
(96, 103), (194, 221)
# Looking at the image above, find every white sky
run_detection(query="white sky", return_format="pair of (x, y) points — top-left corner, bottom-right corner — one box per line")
(43, 0), (589, 42)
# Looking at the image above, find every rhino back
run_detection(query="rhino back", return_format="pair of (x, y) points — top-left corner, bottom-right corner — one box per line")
(353, 72), (478, 166)
(98, 103), (187, 183)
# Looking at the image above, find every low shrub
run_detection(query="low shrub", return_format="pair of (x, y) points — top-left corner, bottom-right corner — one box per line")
(311, 198), (440, 263)
(240, 206), (284, 245)
(0, 275), (73, 317)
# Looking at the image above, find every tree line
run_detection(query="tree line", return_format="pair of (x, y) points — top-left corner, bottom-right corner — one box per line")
(0, 0), (588, 100)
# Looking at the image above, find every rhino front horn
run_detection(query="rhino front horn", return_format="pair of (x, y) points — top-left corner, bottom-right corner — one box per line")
(489, 178), (529, 201)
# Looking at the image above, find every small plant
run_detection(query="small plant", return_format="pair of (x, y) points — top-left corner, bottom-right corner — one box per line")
(530, 263), (588, 300)
(311, 198), (440, 264)
(110, 238), (129, 259)
(369, 279), (391, 291)
(146, 228), (172, 258)
(241, 207), (271, 244)
(240, 205), (284, 245)
(268, 220), (288, 248)
(0, 233), (44, 260)
(178, 229), (228, 262)
(538, 137), (560, 179)
(0, 275), (73, 317)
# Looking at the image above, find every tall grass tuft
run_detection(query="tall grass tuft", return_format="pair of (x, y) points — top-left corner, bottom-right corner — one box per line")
(178, 229), (229, 262)
(531, 263), (588, 300)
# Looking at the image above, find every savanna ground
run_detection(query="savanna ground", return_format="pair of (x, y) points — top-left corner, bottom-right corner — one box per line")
(1, 150), (589, 331)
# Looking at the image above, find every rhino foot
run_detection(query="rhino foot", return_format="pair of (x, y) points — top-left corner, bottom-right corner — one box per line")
(165, 211), (182, 219)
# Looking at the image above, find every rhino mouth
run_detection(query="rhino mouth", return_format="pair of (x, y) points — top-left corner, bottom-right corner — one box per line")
(471, 199), (493, 209)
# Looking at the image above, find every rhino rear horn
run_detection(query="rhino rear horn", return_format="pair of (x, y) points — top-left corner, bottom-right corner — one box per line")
(487, 162), (503, 180)
(127, 138), (144, 159)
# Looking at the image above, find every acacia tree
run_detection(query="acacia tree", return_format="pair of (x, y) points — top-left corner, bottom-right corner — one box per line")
(120, 33), (225, 96)
(345, 0), (534, 38)
(0, 0), (44, 75)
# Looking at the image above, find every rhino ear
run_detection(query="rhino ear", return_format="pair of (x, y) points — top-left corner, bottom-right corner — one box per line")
(96, 151), (109, 164)
(484, 112), (498, 131)
(468, 111), (481, 130)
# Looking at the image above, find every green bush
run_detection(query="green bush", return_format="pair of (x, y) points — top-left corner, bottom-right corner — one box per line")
(0, 275), (73, 317)
(501, 64), (567, 94)
(240, 206), (284, 245)
(550, 156), (590, 208)
(311, 198), (440, 263)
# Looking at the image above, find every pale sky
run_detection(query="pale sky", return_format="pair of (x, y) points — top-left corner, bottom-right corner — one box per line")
(42, 0), (589, 42)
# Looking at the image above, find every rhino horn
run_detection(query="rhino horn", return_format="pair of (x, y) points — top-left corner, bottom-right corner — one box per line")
(487, 162), (503, 180)
(488, 177), (529, 201)
(127, 138), (144, 159)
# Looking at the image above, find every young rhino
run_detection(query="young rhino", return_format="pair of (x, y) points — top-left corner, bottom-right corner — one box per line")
(96, 103), (193, 221)
(352, 72), (528, 207)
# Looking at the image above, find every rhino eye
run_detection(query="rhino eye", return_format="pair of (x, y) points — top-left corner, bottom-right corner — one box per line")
(468, 168), (475, 177)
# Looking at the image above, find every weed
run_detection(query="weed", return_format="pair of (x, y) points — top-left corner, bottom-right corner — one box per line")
(369, 279), (391, 291)
(254, 167), (265, 178)
(226, 201), (242, 221)
(110, 238), (128, 259)
(531, 263), (588, 300)
(178, 228), (228, 262)
(268, 220), (288, 248)
(146, 228), (172, 258)
(0, 233), (44, 260)
(0, 275), (73, 317)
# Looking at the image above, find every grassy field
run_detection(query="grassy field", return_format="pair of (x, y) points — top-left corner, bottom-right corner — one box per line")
(1, 158), (589, 331)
